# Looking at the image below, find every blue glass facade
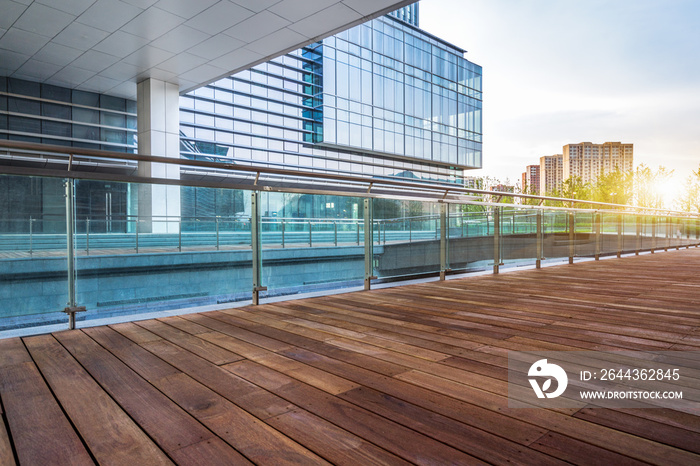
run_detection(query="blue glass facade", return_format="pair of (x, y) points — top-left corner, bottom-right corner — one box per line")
(388, 4), (420, 27)
(317, 16), (482, 168)
(0, 77), (137, 153)
(181, 6), (482, 186)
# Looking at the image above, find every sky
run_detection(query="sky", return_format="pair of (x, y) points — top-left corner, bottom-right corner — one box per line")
(420, 0), (700, 201)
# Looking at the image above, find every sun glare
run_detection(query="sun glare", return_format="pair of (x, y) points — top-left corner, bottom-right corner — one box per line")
(652, 175), (681, 209)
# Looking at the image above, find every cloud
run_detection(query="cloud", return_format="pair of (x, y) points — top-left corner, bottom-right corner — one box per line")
(421, 0), (700, 182)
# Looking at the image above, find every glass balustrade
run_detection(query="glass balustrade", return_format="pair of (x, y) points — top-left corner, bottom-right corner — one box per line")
(1, 172), (698, 332)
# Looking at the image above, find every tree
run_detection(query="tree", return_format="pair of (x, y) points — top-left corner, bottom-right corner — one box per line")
(677, 165), (700, 212)
(518, 179), (541, 206)
(633, 165), (673, 209)
(463, 176), (506, 211)
(560, 176), (591, 201)
(591, 168), (633, 206)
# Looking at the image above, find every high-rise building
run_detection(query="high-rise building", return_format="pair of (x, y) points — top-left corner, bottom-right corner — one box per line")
(181, 5), (483, 188)
(521, 164), (540, 194)
(563, 142), (633, 184)
(388, 3), (420, 26)
(539, 154), (563, 195)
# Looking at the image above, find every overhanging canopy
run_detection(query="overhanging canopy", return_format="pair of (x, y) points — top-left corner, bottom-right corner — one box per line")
(0, 0), (413, 99)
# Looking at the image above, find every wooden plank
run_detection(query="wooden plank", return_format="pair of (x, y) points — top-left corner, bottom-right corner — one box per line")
(168, 315), (359, 395)
(574, 407), (700, 454)
(266, 409), (411, 466)
(276, 346), (546, 446)
(110, 322), (163, 344)
(89, 326), (328, 465)
(0, 338), (33, 368)
(54, 330), (250, 465)
(135, 319), (243, 365)
(187, 311), (301, 352)
(340, 386), (564, 466)
(225, 360), (488, 465)
(0, 338), (93, 465)
(0, 410), (16, 466)
(531, 432), (646, 466)
(159, 315), (212, 335)
(111, 325), (297, 421)
(153, 373), (329, 465)
(120, 332), (407, 465)
(200, 312), (412, 377)
(24, 334), (172, 465)
(395, 369), (700, 465)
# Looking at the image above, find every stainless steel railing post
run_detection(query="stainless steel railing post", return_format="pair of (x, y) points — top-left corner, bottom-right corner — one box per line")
(364, 198), (375, 290)
(594, 213), (601, 260)
(536, 210), (542, 269)
(439, 203), (448, 280)
(251, 192), (266, 305)
(617, 214), (622, 258)
(216, 217), (220, 251)
(29, 217), (33, 257)
(569, 211), (575, 264)
(493, 207), (500, 275)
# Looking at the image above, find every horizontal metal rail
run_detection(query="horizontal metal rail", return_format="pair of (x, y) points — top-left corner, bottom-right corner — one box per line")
(1, 139), (697, 217)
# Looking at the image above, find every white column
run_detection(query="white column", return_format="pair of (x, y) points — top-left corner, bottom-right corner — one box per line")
(137, 78), (180, 233)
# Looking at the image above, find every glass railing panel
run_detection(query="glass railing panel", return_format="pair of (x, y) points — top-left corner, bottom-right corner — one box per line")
(500, 207), (537, 269)
(373, 199), (440, 279)
(574, 212), (595, 259)
(73, 180), (252, 320)
(639, 216), (653, 251)
(621, 214), (634, 253)
(671, 218), (686, 248)
(0, 174), (69, 329)
(448, 205), (494, 273)
(542, 210), (569, 264)
(684, 218), (699, 246)
(600, 212), (620, 256)
(260, 192), (364, 296)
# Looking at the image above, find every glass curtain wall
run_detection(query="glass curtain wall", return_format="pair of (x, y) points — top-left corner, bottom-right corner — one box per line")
(321, 16), (482, 169)
(0, 77), (136, 152)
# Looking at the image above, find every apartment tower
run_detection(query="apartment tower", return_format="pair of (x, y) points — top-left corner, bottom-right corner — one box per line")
(521, 164), (540, 194)
(563, 142), (633, 184)
(539, 154), (563, 196)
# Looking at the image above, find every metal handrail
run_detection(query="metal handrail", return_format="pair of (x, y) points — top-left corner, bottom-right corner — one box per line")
(1, 139), (698, 217)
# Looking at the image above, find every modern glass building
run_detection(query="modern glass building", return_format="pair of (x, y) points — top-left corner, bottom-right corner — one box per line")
(180, 6), (482, 189)
(1, 2), (481, 226)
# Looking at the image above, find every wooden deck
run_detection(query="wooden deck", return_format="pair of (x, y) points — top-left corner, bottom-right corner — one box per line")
(2, 250), (700, 465)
